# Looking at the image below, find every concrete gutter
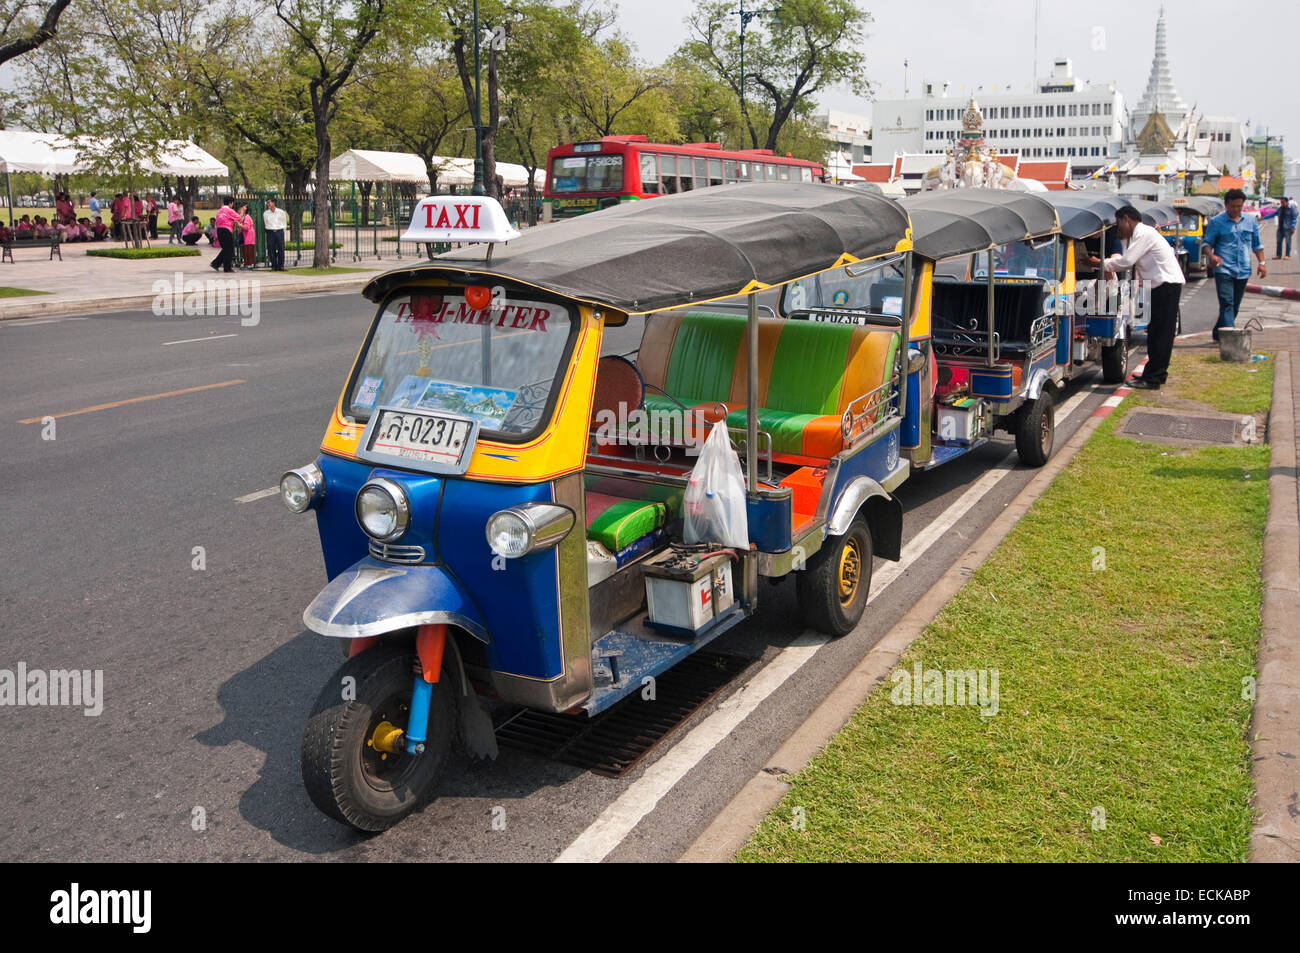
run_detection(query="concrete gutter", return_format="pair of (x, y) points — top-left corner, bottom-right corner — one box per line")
(1250, 348), (1300, 862)
(0, 270), (378, 321)
(680, 379), (1133, 862)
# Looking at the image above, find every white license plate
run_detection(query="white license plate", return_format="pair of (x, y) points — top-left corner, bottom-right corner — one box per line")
(367, 410), (472, 466)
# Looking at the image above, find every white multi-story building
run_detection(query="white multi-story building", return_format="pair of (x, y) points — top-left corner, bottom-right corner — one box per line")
(815, 109), (873, 164)
(1197, 117), (1247, 178)
(870, 59), (1124, 176)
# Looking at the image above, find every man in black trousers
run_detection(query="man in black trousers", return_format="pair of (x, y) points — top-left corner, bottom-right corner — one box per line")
(1100, 205), (1186, 390)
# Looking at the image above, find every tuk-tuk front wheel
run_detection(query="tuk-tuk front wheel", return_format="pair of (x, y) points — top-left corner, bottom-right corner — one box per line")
(1101, 340), (1129, 384)
(301, 643), (452, 832)
(1015, 392), (1055, 468)
(796, 519), (872, 637)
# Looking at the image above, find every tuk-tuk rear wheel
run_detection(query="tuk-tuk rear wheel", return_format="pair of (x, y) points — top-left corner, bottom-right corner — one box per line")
(796, 518), (873, 637)
(301, 643), (452, 832)
(1015, 391), (1055, 468)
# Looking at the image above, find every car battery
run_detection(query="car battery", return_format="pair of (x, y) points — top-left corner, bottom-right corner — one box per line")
(643, 548), (734, 636)
(936, 398), (979, 445)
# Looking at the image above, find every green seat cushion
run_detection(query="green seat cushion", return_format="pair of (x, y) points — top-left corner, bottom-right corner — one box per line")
(583, 481), (684, 552)
(727, 408), (820, 456)
(766, 320), (855, 414)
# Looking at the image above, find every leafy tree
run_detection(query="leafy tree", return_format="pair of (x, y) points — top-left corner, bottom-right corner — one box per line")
(273, 0), (387, 267)
(0, 0), (74, 66)
(680, 0), (869, 152)
(352, 60), (466, 195)
(550, 37), (670, 140)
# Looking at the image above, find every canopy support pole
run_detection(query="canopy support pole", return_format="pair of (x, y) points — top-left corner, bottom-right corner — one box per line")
(746, 291), (758, 493)
(5, 171), (11, 229)
(900, 252), (913, 416)
(986, 253), (995, 367)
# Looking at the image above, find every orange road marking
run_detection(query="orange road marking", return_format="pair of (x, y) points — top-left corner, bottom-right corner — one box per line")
(19, 379), (246, 424)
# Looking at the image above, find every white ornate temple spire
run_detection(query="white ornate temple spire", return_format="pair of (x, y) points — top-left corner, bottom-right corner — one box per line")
(1131, 6), (1188, 138)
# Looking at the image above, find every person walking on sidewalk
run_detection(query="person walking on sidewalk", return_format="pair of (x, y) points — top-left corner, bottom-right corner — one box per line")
(211, 198), (240, 273)
(1101, 205), (1186, 390)
(1204, 188), (1266, 341)
(1275, 197), (1297, 259)
(263, 199), (287, 271)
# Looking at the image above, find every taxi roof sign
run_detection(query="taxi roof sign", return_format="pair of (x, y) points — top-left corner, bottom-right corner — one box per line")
(401, 195), (521, 245)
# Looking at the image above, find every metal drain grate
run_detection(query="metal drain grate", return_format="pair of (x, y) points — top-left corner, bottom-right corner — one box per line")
(494, 651), (753, 777)
(1120, 411), (1242, 444)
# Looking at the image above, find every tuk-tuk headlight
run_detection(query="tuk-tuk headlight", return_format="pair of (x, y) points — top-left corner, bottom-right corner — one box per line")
(356, 478), (410, 542)
(486, 503), (575, 558)
(280, 464), (324, 513)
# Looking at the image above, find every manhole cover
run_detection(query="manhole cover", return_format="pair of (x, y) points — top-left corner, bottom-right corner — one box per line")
(1120, 411), (1242, 444)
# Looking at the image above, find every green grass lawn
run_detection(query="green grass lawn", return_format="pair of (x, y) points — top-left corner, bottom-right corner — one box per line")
(0, 286), (50, 297)
(282, 265), (373, 276)
(740, 353), (1273, 862)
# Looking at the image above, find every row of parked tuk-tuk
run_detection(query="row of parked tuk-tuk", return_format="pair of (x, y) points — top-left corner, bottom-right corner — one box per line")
(276, 182), (1214, 831)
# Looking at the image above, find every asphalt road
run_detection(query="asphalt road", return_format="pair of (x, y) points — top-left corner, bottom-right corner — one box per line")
(0, 277), (1222, 862)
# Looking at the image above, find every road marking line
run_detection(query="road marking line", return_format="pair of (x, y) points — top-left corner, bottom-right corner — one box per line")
(17, 379), (246, 424)
(1, 316), (89, 327)
(162, 333), (239, 346)
(235, 486), (281, 503)
(555, 383), (1100, 863)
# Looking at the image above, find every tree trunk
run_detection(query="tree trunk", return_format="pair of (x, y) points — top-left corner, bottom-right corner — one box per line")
(285, 170), (309, 244)
(312, 122), (331, 269)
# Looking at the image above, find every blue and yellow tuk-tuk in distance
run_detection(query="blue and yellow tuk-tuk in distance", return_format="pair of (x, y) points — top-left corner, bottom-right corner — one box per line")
(888, 189), (1064, 469)
(279, 183), (920, 830)
(1041, 190), (1136, 384)
(1161, 196), (1224, 276)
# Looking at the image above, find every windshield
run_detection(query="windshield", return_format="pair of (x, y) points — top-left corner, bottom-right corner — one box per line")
(549, 154), (625, 194)
(780, 254), (910, 317)
(973, 239), (1062, 280)
(1162, 212), (1200, 232)
(345, 290), (577, 441)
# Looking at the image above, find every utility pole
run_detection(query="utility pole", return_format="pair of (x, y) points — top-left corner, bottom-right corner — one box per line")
(472, 0), (484, 196)
(731, 1), (781, 135)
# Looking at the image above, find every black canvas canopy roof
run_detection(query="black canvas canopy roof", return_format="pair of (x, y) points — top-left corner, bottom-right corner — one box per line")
(1170, 196), (1225, 218)
(898, 189), (1059, 259)
(1129, 198), (1178, 228)
(1041, 191), (1129, 238)
(362, 183), (911, 314)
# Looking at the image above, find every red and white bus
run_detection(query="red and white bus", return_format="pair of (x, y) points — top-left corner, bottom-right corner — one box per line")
(543, 135), (826, 221)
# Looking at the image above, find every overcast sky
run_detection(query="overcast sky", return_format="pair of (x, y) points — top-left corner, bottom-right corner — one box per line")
(616, 0), (1296, 152)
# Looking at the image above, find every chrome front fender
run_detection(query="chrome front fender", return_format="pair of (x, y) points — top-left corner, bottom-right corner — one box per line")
(303, 556), (489, 643)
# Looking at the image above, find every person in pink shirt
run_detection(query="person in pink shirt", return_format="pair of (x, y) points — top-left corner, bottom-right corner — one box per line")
(211, 197), (241, 272)
(240, 210), (256, 268)
(167, 197), (184, 244)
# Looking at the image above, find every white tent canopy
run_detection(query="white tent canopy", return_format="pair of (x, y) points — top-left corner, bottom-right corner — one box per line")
(0, 129), (228, 177)
(329, 149), (430, 184)
(0, 130), (82, 175)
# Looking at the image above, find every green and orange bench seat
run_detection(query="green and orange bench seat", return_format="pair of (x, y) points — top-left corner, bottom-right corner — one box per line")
(635, 311), (900, 465)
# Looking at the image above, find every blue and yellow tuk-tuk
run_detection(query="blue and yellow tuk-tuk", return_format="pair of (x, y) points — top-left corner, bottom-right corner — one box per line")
(279, 183), (917, 830)
(1041, 190), (1135, 383)
(889, 189), (1064, 468)
(1160, 196), (1224, 276)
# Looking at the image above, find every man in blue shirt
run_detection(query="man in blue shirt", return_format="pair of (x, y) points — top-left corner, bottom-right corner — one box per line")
(1275, 197), (1297, 259)
(88, 191), (101, 216)
(1203, 189), (1266, 340)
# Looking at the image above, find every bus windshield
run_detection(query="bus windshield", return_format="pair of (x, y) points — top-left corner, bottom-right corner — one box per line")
(549, 154), (625, 193)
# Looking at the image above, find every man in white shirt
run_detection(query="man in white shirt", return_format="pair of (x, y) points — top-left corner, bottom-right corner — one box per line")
(263, 199), (289, 271)
(1101, 205), (1186, 390)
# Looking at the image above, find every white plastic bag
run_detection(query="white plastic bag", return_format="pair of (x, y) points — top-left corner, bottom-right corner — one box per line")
(683, 422), (749, 548)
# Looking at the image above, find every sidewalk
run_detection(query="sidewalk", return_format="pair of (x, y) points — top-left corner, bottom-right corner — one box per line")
(1246, 299), (1300, 861)
(0, 239), (399, 321)
(1252, 217), (1300, 297)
